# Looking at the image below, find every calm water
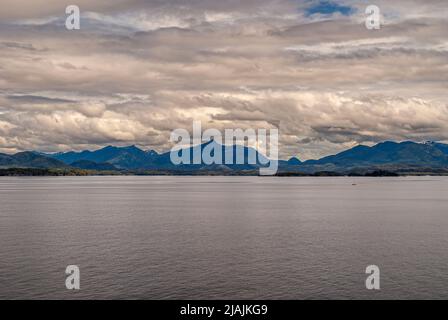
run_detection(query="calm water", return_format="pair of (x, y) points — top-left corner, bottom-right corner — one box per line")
(1, 176), (448, 300)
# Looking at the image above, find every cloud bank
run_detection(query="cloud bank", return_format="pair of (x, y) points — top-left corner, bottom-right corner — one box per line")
(0, 0), (447, 159)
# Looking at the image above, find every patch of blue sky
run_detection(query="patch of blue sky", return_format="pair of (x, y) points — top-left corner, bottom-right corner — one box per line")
(305, 1), (356, 17)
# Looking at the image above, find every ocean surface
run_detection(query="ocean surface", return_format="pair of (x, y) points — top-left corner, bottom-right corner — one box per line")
(1, 176), (448, 300)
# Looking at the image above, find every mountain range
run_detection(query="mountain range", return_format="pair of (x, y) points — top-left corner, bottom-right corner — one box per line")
(1, 140), (448, 175)
(295, 141), (448, 174)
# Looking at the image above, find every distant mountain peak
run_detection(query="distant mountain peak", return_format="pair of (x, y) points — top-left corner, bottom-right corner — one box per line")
(287, 157), (302, 165)
(0, 151), (68, 169)
(303, 140), (448, 168)
(123, 145), (141, 150)
(46, 144), (157, 169)
(146, 149), (158, 155)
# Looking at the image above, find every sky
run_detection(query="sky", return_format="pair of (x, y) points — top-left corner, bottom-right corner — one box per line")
(0, 0), (447, 160)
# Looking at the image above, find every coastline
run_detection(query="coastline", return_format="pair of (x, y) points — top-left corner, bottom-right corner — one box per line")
(1, 167), (448, 177)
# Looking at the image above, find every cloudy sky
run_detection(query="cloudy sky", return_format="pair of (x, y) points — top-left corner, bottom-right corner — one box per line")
(0, 0), (447, 159)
